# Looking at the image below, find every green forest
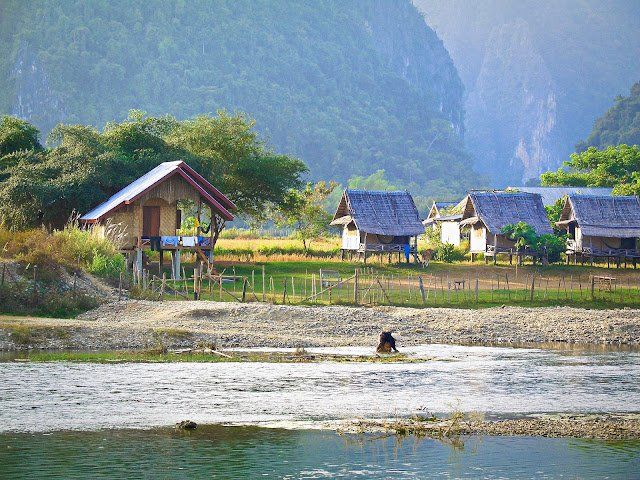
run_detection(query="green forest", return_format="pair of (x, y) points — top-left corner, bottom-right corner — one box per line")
(0, 0), (476, 200)
(577, 82), (640, 152)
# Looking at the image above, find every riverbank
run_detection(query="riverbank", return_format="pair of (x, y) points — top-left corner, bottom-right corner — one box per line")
(341, 413), (640, 440)
(1, 300), (640, 351)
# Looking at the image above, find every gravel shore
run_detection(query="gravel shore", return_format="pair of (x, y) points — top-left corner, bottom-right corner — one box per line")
(1, 300), (640, 350)
(342, 413), (640, 440)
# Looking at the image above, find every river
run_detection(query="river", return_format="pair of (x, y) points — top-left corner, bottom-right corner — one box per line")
(1, 343), (639, 478)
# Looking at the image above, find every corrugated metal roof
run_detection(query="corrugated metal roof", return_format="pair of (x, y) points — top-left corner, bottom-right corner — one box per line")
(80, 161), (234, 222)
(507, 186), (613, 206)
(463, 191), (553, 235)
(331, 190), (424, 236)
(561, 194), (640, 238)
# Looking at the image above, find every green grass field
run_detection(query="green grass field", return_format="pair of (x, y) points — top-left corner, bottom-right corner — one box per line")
(139, 257), (640, 309)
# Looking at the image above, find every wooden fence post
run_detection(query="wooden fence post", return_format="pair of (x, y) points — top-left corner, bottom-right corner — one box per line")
(354, 268), (359, 305)
(262, 265), (266, 302)
(242, 277), (248, 302)
(475, 273), (479, 303)
(418, 275), (426, 305)
(282, 278), (287, 304)
(530, 273), (535, 302)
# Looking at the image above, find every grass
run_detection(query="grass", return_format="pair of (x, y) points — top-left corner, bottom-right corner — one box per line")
(139, 256), (640, 310)
(0, 321), (71, 346)
(16, 349), (422, 364)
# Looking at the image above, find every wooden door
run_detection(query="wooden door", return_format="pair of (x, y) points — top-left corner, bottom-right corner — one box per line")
(143, 206), (160, 237)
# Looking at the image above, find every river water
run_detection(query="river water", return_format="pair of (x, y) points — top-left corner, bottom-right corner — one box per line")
(1, 344), (639, 478)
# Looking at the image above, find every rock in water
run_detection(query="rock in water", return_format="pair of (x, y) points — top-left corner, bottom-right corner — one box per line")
(176, 420), (197, 430)
(376, 331), (398, 353)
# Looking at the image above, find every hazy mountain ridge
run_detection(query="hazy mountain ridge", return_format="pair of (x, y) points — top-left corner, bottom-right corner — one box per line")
(416, 0), (640, 184)
(0, 0), (475, 198)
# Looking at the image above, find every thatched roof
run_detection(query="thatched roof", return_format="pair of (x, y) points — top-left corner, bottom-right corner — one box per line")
(460, 191), (553, 235)
(330, 189), (424, 236)
(424, 198), (465, 225)
(557, 194), (640, 238)
(506, 186), (613, 206)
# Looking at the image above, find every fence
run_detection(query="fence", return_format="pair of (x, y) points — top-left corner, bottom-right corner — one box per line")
(130, 265), (640, 307)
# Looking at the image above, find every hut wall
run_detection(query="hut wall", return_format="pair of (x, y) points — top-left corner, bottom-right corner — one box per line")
(581, 234), (623, 251)
(469, 224), (486, 252)
(341, 225), (360, 250)
(440, 221), (460, 246)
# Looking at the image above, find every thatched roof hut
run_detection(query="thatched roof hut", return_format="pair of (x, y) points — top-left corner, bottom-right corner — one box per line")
(460, 191), (552, 258)
(80, 161), (235, 279)
(556, 195), (640, 257)
(330, 190), (423, 261)
(423, 198), (465, 246)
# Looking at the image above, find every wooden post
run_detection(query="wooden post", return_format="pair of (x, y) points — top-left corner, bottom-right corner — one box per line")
(418, 275), (426, 305)
(281, 278), (288, 304)
(242, 277), (248, 302)
(590, 275), (595, 300)
(505, 273), (510, 300)
(530, 273), (535, 302)
(354, 268), (359, 305)
(475, 273), (479, 303)
(262, 265), (266, 302)
(160, 272), (166, 299)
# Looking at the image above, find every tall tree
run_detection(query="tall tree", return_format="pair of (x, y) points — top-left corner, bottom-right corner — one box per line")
(541, 144), (640, 195)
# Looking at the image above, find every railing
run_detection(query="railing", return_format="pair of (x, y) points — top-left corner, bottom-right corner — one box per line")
(358, 243), (417, 253)
(486, 245), (539, 257)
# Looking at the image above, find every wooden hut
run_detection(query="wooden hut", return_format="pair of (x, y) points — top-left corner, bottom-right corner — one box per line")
(330, 189), (424, 263)
(422, 199), (465, 246)
(460, 191), (552, 263)
(556, 194), (640, 266)
(80, 161), (236, 278)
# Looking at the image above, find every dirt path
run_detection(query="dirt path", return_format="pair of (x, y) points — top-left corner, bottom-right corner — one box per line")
(1, 300), (639, 351)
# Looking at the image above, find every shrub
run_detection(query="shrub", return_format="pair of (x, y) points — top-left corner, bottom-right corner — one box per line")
(434, 243), (466, 263)
(88, 250), (126, 279)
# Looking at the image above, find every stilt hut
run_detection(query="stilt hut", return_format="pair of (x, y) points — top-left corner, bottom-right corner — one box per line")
(80, 161), (235, 278)
(422, 199), (465, 246)
(330, 189), (424, 263)
(556, 194), (640, 266)
(460, 191), (552, 263)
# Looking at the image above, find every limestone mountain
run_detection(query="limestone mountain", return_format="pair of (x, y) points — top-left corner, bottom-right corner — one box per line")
(0, 0), (475, 198)
(416, 0), (640, 185)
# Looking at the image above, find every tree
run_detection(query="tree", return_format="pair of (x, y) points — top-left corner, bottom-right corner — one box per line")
(165, 111), (307, 223)
(0, 116), (42, 157)
(540, 145), (640, 195)
(276, 181), (337, 252)
(501, 222), (565, 263)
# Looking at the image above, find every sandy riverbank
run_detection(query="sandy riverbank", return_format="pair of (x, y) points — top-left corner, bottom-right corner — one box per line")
(1, 300), (640, 350)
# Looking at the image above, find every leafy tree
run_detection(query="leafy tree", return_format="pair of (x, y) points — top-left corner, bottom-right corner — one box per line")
(276, 181), (337, 252)
(501, 222), (565, 263)
(545, 197), (565, 233)
(541, 145), (640, 195)
(0, 115), (41, 156)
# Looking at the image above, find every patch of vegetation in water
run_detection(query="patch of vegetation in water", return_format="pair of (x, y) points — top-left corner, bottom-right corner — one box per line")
(16, 349), (429, 364)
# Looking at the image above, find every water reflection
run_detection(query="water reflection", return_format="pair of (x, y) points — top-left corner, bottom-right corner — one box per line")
(0, 426), (638, 479)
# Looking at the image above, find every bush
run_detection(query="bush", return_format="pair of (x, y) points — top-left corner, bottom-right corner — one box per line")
(434, 243), (466, 263)
(88, 250), (126, 278)
(0, 224), (124, 279)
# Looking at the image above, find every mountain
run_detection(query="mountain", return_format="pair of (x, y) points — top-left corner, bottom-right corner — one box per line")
(577, 81), (640, 151)
(415, 0), (640, 185)
(0, 0), (475, 198)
